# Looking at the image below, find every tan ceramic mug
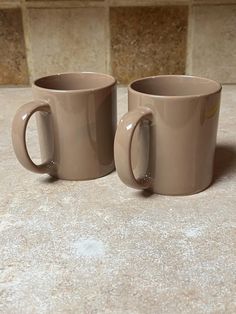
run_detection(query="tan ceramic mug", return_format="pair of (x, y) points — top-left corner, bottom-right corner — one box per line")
(114, 75), (221, 195)
(12, 72), (117, 180)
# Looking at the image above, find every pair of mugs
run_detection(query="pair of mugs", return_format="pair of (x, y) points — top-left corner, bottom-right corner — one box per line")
(12, 72), (221, 195)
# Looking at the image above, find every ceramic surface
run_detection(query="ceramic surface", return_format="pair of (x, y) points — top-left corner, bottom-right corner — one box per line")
(12, 72), (117, 180)
(114, 75), (221, 195)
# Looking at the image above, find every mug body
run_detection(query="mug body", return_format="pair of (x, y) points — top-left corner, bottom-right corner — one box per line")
(129, 75), (221, 195)
(34, 72), (117, 180)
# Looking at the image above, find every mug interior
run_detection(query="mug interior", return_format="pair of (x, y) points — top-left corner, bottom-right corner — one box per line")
(34, 72), (115, 91)
(130, 75), (221, 97)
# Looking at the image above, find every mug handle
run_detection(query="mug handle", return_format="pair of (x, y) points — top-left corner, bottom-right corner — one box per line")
(12, 100), (55, 174)
(114, 106), (153, 190)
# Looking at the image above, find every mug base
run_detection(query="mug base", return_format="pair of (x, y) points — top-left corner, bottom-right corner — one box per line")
(148, 179), (213, 196)
(48, 165), (115, 181)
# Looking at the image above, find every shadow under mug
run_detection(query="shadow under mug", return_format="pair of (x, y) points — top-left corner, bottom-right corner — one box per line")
(12, 72), (117, 180)
(114, 75), (222, 195)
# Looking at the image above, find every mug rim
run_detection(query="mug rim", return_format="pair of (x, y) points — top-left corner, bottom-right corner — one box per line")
(128, 75), (222, 98)
(33, 71), (116, 93)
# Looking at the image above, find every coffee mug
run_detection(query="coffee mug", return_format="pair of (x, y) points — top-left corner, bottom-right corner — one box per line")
(12, 72), (117, 180)
(114, 75), (221, 195)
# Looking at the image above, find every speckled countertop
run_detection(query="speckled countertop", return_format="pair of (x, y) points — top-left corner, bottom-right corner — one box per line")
(0, 86), (236, 314)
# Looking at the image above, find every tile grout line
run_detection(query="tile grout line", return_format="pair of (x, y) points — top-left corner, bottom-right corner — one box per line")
(108, 0), (190, 6)
(0, 1), (235, 8)
(21, 0), (34, 84)
(25, 1), (106, 9)
(105, 0), (111, 75)
(186, 2), (194, 75)
(193, 1), (236, 5)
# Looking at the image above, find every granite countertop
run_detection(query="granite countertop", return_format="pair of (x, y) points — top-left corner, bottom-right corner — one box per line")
(0, 86), (235, 314)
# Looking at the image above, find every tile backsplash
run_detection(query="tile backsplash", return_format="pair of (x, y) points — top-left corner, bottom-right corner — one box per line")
(0, 8), (28, 85)
(189, 4), (236, 83)
(0, 0), (236, 85)
(28, 7), (107, 78)
(110, 6), (188, 84)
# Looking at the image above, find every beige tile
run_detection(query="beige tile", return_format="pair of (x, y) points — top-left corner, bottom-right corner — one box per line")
(28, 7), (107, 80)
(110, 6), (188, 84)
(189, 5), (236, 83)
(0, 8), (29, 85)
